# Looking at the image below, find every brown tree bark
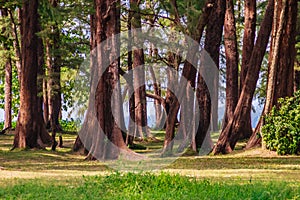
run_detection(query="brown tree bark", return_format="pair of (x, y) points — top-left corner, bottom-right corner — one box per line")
(1, 8), (12, 129)
(148, 64), (162, 129)
(8, 9), (22, 81)
(13, 0), (52, 149)
(125, 10), (136, 146)
(222, 0), (239, 131)
(239, 0), (256, 139)
(43, 79), (49, 125)
(203, 0), (225, 133)
(246, 0), (298, 149)
(74, 0), (137, 160)
(196, 0), (226, 153)
(130, 0), (148, 139)
(4, 57), (12, 129)
(240, 0), (256, 92)
(162, 1), (214, 156)
(273, 0), (297, 101)
(212, 0), (274, 154)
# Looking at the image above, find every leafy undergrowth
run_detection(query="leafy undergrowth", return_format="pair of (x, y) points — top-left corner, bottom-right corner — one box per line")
(0, 173), (299, 200)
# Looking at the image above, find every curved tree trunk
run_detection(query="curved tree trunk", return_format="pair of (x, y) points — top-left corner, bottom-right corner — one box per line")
(212, 0), (274, 154)
(246, 0), (298, 149)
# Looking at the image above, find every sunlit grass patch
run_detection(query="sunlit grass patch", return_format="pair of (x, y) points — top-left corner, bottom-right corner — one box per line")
(0, 173), (299, 200)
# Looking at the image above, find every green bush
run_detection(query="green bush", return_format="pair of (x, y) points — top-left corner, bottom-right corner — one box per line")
(262, 91), (300, 155)
(0, 121), (17, 131)
(60, 118), (80, 132)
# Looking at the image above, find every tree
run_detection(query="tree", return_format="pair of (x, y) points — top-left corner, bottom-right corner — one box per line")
(74, 0), (137, 160)
(212, 0), (274, 154)
(246, 0), (298, 148)
(130, 0), (148, 140)
(45, 0), (62, 150)
(162, 0), (215, 155)
(239, 0), (256, 139)
(125, 9), (135, 146)
(203, 0), (225, 133)
(13, 0), (52, 149)
(1, 8), (12, 129)
(195, 0), (225, 153)
(222, 0), (239, 132)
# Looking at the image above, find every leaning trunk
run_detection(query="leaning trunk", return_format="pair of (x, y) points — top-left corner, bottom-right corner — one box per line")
(246, 0), (298, 149)
(212, 0), (274, 154)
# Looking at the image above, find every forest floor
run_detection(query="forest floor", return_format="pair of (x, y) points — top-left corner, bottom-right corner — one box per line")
(0, 131), (300, 199)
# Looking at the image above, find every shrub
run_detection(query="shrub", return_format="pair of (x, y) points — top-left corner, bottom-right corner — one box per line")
(0, 121), (17, 131)
(262, 91), (300, 155)
(60, 118), (80, 132)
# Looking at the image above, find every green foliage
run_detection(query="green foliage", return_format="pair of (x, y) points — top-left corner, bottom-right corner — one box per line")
(262, 91), (300, 155)
(0, 121), (16, 130)
(59, 118), (80, 132)
(0, 173), (299, 199)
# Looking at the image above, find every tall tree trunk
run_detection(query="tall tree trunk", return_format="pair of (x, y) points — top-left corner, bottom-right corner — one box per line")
(13, 0), (52, 149)
(273, 0), (297, 100)
(130, 0), (148, 139)
(4, 57), (12, 129)
(246, 0), (298, 148)
(43, 79), (49, 125)
(73, 12), (97, 153)
(1, 8), (13, 129)
(74, 0), (137, 160)
(194, 0), (225, 151)
(222, 0), (239, 131)
(203, 0), (225, 133)
(239, 0), (256, 139)
(46, 0), (62, 150)
(200, 0), (224, 149)
(212, 0), (274, 154)
(8, 9), (22, 81)
(148, 64), (162, 129)
(240, 0), (256, 92)
(126, 10), (135, 146)
(162, 1), (214, 155)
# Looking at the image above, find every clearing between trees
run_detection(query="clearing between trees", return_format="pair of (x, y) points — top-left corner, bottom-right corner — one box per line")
(0, 132), (299, 199)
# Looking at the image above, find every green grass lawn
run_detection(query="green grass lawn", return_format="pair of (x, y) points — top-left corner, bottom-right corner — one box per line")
(0, 132), (300, 199)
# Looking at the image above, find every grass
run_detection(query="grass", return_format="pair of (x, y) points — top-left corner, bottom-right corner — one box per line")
(1, 173), (300, 200)
(1, 132), (300, 199)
